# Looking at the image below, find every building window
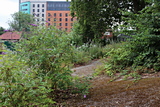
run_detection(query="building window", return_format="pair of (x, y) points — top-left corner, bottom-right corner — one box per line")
(37, 9), (39, 12)
(42, 14), (44, 17)
(22, 9), (27, 11)
(65, 13), (68, 17)
(42, 18), (44, 21)
(48, 18), (50, 21)
(65, 23), (68, 26)
(71, 23), (73, 26)
(65, 28), (68, 31)
(42, 9), (44, 12)
(37, 14), (39, 17)
(65, 18), (68, 21)
(48, 13), (51, 17)
(54, 13), (56, 17)
(48, 23), (50, 26)
(47, 2), (70, 11)
(23, 4), (28, 6)
(33, 9), (35, 12)
(71, 18), (73, 21)
(42, 4), (44, 7)
(37, 4), (40, 7)
(54, 18), (56, 21)
(54, 23), (56, 26)
(59, 23), (62, 26)
(59, 13), (62, 17)
(33, 4), (35, 7)
(37, 19), (39, 22)
(59, 18), (62, 21)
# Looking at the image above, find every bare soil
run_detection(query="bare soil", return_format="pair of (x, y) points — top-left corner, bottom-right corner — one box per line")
(65, 60), (160, 107)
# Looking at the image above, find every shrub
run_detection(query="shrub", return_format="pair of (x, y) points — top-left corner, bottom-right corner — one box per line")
(102, 34), (160, 77)
(97, 1), (160, 78)
(15, 26), (74, 90)
(14, 26), (91, 103)
(0, 53), (54, 106)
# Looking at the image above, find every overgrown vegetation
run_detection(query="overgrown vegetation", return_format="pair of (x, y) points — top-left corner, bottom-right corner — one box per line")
(70, 0), (148, 43)
(1, 0), (160, 106)
(8, 12), (35, 31)
(0, 26), (92, 106)
(95, 0), (160, 79)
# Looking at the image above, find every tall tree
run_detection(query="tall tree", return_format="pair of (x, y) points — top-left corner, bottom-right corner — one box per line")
(0, 27), (5, 35)
(8, 12), (35, 31)
(70, 0), (147, 43)
(121, 0), (160, 35)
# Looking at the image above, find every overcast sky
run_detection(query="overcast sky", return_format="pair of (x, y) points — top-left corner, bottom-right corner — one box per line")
(0, 0), (19, 29)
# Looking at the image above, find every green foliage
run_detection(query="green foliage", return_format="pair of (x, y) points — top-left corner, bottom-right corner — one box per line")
(4, 41), (15, 51)
(71, 48), (91, 65)
(69, 22), (84, 46)
(14, 26), (93, 103)
(71, 77), (91, 96)
(87, 43), (104, 59)
(0, 25), (95, 105)
(0, 53), (54, 106)
(16, 26), (74, 90)
(98, 1), (160, 79)
(8, 12), (35, 31)
(120, 0), (160, 35)
(103, 34), (160, 75)
(71, 43), (105, 65)
(70, 0), (147, 43)
(0, 27), (5, 35)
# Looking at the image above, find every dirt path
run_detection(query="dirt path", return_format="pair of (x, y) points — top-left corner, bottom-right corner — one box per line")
(67, 60), (160, 107)
(71, 60), (102, 77)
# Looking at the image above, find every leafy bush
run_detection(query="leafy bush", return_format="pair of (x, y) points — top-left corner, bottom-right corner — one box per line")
(71, 48), (91, 65)
(16, 26), (74, 91)
(88, 43), (104, 59)
(97, 1), (160, 78)
(13, 26), (92, 103)
(71, 42), (105, 65)
(102, 34), (160, 76)
(0, 53), (54, 106)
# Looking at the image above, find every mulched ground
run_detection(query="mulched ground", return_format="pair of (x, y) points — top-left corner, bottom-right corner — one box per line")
(57, 59), (160, 107)
(66, 75), (160, 107)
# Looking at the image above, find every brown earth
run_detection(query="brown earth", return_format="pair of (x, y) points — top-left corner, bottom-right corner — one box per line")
(64, 60), (160, 107)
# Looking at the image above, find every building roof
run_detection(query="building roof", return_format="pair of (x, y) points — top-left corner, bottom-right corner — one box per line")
(0, 32), (22, 40)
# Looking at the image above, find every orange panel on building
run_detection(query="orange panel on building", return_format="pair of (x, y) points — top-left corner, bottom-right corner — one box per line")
(46, 11), (75, 32)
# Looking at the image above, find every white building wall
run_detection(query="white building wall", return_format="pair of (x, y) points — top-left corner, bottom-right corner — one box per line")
(30, 1), (47, 25)
(20, 0), (47, 25)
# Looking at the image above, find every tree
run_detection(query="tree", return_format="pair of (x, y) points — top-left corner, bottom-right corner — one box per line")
(70, 0), (148, 43)
(8, 12), (35, 31)
(0, 27), (5, 35)
(121, 0), (160, 35)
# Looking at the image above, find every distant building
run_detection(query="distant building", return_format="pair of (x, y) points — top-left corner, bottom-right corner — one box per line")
(19, 0), (75, 32)
(101, 29), (113, 39)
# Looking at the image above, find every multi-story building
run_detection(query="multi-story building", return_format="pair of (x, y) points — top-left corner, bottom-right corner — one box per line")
(19, 0), (75, 32)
